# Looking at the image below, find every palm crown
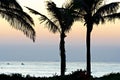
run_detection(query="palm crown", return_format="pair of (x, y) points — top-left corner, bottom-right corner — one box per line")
(0, 0), (35, 41)
(67, 0), (120, 27)
(26, 1), (79, 34)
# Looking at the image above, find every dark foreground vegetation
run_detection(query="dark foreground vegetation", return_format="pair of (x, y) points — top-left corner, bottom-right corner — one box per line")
(95, 73), (120, 80)
(0, 70), (120, 80)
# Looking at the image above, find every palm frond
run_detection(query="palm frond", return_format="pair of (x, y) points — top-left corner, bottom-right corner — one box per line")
(19, 10), (34, 26)
(63, 1), (84, 21)
(0, 0), (23, 10)
(46, 1), (78, 33)
(46, 1), (61, 23)
(0, 9), (35, 42)
(60, 8), (80, 32)
(93, 13), (105, 25)
(1, 6), (34, 26)
(96, 2), (120, 15)
(25, 7), (41, 15)
(39, 16), (60, 33)
(26, 6), (60, 33)
(67, 0), (88, 13)
(46, 1), (57, 12)
(71, 9), (84, 21)
(104, 13), (120, 21)
(92, 0), (104, 12)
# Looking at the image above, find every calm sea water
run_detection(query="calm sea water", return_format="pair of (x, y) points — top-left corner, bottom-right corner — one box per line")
(0, 61), (120, 77)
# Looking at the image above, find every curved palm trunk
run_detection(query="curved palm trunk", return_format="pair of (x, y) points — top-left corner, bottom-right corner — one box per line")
(60, 31), (66, 76)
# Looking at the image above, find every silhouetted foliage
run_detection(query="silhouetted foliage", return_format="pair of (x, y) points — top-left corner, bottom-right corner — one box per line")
(0, 70), (95, 80)
(66, 0), (120, 79)
(0, 0), (35, 41)
(1, 72), (120, 80)
(26, 0), (78, 76)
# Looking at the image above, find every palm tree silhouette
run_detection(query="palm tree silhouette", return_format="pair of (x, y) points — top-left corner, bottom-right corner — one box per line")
(26, 1), (78, 76)
(66, 0), (120, 78)
(0, 0), (35, 41)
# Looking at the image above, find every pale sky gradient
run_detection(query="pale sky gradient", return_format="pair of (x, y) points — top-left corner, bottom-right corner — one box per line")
(0, 0), (120, 62)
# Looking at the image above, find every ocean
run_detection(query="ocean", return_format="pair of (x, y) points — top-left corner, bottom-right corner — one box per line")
(0, 61), (120, 77)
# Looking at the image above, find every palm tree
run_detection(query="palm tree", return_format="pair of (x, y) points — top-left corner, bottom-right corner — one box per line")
(0, 0), (35, 41)
(66, 0), (120, 78)
(26, 1), (78, 76)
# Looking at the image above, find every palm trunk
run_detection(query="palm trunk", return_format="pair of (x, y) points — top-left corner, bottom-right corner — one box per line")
(60, 31), (66, 76)
(86, 28), (91, 79)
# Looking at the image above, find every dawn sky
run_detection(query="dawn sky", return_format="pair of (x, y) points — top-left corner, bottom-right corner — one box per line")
(0, 0), (120, 62)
